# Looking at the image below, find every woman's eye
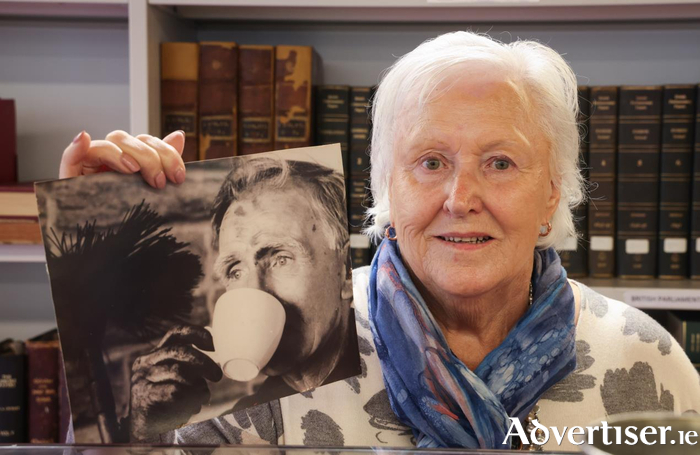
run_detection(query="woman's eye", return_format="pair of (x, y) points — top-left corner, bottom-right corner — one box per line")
(423, 158), (442, 171)
(272, 255), (293, 268)
(229, 269), (243, 280)
(493, 159), (510, 171)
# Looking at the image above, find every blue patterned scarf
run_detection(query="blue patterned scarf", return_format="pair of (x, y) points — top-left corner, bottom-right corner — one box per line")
(368, 238), (577, 449)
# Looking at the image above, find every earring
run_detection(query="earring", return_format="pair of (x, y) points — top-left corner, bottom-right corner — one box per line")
(539, 221), (552, 237)
(385, 225), (397, 241)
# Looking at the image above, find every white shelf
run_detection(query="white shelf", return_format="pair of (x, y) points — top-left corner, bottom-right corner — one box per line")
(0, 244), (46, 263)
(0, 1), (128, 18)
(151, 0), (700, 22)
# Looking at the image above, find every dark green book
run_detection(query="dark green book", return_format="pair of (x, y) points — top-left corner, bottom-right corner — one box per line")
(658, 85), (696, 279)
(315, 85), (350, 169)
(691, 84), (700, 278)
(588, 86), (618, 277)
(616, 86), (663, 278)
(0, 339), (25, 443)
(668, 311), (700, 368)
(560, 86), (590, 278)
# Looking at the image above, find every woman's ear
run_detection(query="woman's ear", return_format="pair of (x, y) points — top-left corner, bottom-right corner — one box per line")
(545, 180), (561, 220)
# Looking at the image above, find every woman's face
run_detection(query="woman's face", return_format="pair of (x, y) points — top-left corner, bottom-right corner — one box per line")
(389, 67), (560, 303)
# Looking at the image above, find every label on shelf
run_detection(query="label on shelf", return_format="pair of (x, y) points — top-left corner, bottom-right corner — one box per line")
(590, 235), (613, 252)
(350, 233), (370, 249)
(623, 289), (700, 310)
(560, 236), (578, 252)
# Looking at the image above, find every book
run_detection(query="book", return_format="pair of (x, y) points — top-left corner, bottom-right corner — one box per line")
(667, 311), (700, 368)
(0, 99), (17, 184)
(0, 184), (41, 244)
(26, 332), (60, 443)
(616, 86), (663, 278)
(658, 85), (696, 279)
(238, 45), (275, 156)
(348, 87), (373, 268)
(691, 84), (700, 278)
(315, 85), (350, 168)
(161, 42), (199, 163)
(0, 339), (26, 443)
(274, 45), (313, 150)
(587, 86), (619, 277)
(199, 42), (238, 160)
(560, 86), (590, 278)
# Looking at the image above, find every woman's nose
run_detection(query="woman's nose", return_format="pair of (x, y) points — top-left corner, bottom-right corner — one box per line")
(443, 169), (483, 216)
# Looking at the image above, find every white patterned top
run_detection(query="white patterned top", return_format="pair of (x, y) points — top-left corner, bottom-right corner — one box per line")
(169, 266), (700, 452)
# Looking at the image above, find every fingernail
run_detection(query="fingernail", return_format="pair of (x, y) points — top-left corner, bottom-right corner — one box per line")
(176, 130), (185, 137)
(174, 167), (186, 184)
(121, 155), (140, 173)
(155, 171), (166, 189)
(72, 131), (84, 144)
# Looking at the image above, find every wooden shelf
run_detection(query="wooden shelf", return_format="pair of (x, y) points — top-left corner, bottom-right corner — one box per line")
(0, 244), (46, 263)
(580, 278), (700, 310)
(151, 0), (700, 23)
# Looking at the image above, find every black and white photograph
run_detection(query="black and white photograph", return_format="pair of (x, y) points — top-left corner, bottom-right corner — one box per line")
(34, 143), (361, 444)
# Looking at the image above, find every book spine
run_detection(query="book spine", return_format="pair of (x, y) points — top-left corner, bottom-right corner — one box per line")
(588, 86), (619, 277)
(658, 85), (696, 279)
(161, 42), (199, 163)
(349, 87), (373, 268)
(691, 84), (700, 278)
(560, 86), (590, 278)
(0, 352), (26, 443)
(199, 42), (238, 160)
(0, 99), (17, 184)
(26, 340), (59, 443)
(616, 86), (663, 278)
(238, 45), (275, 156)
(274, 46), (313, 150)
(315, 85), (350, 168)
(0, 221), (42, 244)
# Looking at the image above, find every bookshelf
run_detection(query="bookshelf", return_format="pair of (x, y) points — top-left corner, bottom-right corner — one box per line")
(3, 0), (700, 339)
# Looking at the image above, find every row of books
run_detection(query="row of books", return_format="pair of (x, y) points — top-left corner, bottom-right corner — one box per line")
(160, 41), (376, 267)
(561, 84), (700, 279)
(0, 330), (70, 443)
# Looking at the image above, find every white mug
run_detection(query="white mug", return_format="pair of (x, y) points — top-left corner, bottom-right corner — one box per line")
(210, 288), (286, 382)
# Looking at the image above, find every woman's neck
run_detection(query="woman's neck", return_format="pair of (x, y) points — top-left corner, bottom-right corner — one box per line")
(412, 269), (532, 371)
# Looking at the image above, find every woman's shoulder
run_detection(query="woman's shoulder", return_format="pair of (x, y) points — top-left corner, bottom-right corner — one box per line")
(567, 279), (700, 411)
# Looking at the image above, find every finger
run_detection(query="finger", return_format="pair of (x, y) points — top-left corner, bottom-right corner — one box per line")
(139, 346), (222, 382)
(59, 131), (92, 179)
(80, 140), (142, 176)
(162, 130), (185, 157)
(158, 325), (214, 351)
(136, 134), (186, 185)
(143, 363), (208, 387)
(105, 130), (166, 189)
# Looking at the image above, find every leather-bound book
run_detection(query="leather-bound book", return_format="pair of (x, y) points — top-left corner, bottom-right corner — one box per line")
(26, 334), (60, 443)
(692, 84), (700, 278)
(161, 42), (199, 162)
(616, 86), (663, 278)
(560, 86), (590, 278)
(348, 87), (373, 268)
(0, 99), (17, 184)
(315, 85), (350, 167)
(0, 339), (26, 443)
(199, 42), (238, 160)
(587, 86), (619, 277)
(274, 45), (313, 150)
(658, 85), (696, 279)
(238, 45), (275, 156)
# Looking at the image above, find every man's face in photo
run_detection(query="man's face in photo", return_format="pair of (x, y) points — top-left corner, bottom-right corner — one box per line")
(214, 180), (347, 376)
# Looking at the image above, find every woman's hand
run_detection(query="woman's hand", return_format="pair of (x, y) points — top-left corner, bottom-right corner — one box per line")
(59, 130), (187, 189)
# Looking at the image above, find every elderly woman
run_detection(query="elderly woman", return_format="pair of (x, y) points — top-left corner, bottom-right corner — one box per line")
(60, 32), (700, 451)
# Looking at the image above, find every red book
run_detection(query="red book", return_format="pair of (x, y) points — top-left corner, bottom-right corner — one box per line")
(26, 335), (60, 443)
(0, 99), (17, 184)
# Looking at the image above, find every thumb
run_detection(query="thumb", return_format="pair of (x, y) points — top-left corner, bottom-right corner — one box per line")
(163, 130), (185, 156)
(59, 131), (92, 179)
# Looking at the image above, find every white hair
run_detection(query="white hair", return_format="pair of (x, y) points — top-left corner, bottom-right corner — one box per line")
(364, 31), (585, 251)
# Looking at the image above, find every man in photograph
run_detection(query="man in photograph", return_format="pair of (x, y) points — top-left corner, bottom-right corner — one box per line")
(127, 156), (359, 442)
